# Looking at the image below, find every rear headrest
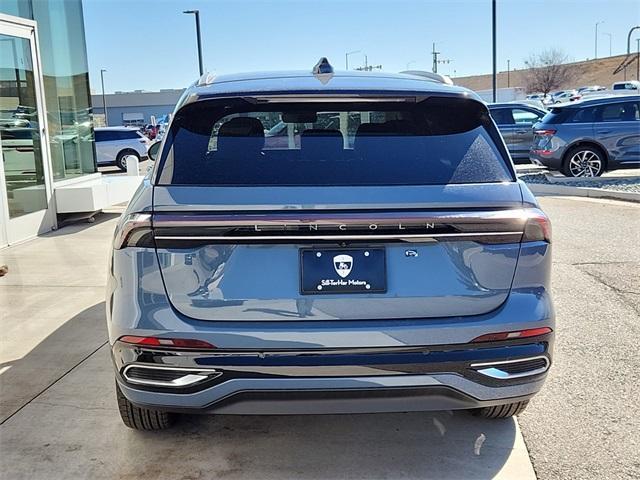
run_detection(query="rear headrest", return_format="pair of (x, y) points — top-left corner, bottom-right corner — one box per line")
(217, 117), (265, 156)
(218, 117), (265, 138)
(300, 129), (344, 160)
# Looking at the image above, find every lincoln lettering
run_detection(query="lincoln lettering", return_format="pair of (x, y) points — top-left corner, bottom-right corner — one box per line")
(252, 223), (437, 231)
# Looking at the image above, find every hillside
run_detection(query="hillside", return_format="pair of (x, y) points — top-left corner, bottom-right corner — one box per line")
(455, 54), (638, 92)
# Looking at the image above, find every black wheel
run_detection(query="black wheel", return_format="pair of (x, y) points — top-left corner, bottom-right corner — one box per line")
(561, 145), (605, 177)
(472, 400), (529, 419)
(116, 383), (174, 430)
(115, 149), (140, 171)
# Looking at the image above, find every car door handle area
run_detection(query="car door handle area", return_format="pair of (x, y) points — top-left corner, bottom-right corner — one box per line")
(597, 130), (612, 134)
(515, 130), (529, 134)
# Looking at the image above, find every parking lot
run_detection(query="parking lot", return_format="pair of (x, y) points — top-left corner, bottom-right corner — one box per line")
(0, 195), (638, 480)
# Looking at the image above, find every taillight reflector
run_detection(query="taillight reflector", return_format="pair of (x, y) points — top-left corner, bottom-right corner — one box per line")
(118, 336), (216, 349)
(471, 327), (553, 343)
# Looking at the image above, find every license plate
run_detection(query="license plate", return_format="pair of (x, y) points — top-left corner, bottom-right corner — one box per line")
(300, 248), (386, 295)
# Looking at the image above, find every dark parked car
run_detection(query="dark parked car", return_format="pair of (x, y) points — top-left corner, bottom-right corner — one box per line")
(108, 61), (554, 430)
(488, 103), (547, 163)
(530, 95), (640, 176)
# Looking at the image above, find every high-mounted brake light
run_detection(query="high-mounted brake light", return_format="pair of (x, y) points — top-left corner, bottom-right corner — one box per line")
(471, 327), (552, 343)
(118, 336), (216, 349)
(523, 211), (551, 243)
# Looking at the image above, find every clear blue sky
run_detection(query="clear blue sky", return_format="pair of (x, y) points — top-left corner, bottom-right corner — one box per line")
(83, 0), (640, 93)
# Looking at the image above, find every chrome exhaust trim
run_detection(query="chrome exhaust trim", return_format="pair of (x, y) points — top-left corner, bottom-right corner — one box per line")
(122, 364), (221, 388)
(470, 356), (550, 380)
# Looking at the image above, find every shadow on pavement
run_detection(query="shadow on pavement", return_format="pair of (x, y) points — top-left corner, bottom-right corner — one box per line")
(45, 212), (122, 236)
(0, 302), (107, 423)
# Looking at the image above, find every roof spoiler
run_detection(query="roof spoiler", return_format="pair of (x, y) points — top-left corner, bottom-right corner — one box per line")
(400, 70), (454, 86)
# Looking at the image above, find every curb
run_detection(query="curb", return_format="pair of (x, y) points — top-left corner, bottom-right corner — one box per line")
(527, 183), (640, 203)
(544, 173), (640, 184)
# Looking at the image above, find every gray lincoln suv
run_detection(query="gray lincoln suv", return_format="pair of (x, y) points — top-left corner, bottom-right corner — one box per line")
(530, 95), (640, 176)
(107, 60), (554, 430)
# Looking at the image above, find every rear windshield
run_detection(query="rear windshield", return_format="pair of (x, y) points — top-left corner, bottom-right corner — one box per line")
(157, 97), (512, 186)
(541, 108), (574, 124)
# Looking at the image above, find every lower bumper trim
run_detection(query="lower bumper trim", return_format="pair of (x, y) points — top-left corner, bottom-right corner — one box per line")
(199, 386), (532, 415)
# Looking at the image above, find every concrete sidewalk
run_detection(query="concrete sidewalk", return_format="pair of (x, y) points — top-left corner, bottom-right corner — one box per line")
(0, 212), (536, 480)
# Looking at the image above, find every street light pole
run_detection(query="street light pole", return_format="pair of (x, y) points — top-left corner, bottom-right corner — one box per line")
(183, 10), (204, 76)
(602, 32), (612, 57)
(345, 50), (361, 70)
(100, 69), (108, 126)
(507, 59), (510, 87)
(595, 21), (604, 59)
(492, 0), (497, 102)
(637, 38), (639, 80)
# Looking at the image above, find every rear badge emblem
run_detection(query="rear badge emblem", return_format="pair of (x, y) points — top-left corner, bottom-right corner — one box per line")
(333, 254), (353, 278)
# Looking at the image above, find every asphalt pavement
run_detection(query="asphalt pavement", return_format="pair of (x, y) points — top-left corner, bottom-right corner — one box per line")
(0, 195), (638, 479)
(519, 196), (640, 480)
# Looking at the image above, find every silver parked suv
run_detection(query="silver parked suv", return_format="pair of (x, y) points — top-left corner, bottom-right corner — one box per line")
(530, 95), (640, 177)
(94, 126), (149, 170)
(108, 60), (554, 430)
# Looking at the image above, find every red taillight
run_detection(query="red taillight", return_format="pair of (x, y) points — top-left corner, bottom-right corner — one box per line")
(523, 211), (551, 243)
(118, 336), (216, 349)
(534, 129), (557, 136)
(471, 327), (553, 343)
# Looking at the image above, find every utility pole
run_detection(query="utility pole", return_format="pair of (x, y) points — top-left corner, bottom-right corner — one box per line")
(355, 54), (382, 72)
(100, 69), (108, 126)
(183, 10), (204, 76)
(431, 43), (451, 74)
(432, 43), (440, 73)
(507, 59), (510, 87)
(595, 21), (604, 59)
(492, 0), (497, 102)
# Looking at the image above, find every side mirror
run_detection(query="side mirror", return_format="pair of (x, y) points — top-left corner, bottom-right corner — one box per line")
(147, 141), (161, 162)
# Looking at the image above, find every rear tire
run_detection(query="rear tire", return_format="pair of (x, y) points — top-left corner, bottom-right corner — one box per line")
(115, 149), (140, 171)
(472, 400), (529, 419)
(561, 145), (605, 177)
(116, 383), (174, 430)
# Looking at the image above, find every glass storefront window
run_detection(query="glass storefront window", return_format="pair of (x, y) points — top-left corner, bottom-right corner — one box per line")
(0, 33), (48, 217)
(1, 0), (97, 181)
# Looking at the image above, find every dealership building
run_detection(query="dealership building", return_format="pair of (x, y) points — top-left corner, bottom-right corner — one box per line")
(92, 89), (183, 127)
(0, 1), (140, 247)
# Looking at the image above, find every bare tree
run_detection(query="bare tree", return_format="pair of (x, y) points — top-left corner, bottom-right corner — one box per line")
(524, 49), (573, 95)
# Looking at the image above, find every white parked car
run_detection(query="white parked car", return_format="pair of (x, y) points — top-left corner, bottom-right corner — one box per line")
(525, 93), (553, 105)
(94, 127), (149, 170)
(552, 90), (581, 103)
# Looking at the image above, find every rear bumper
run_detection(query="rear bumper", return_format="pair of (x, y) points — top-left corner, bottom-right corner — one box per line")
(113, 338), (552, 414)
(529, 149), (563, 169)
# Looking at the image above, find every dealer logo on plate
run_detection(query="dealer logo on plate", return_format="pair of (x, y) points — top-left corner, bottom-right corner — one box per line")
(333, 254), (353, 278)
